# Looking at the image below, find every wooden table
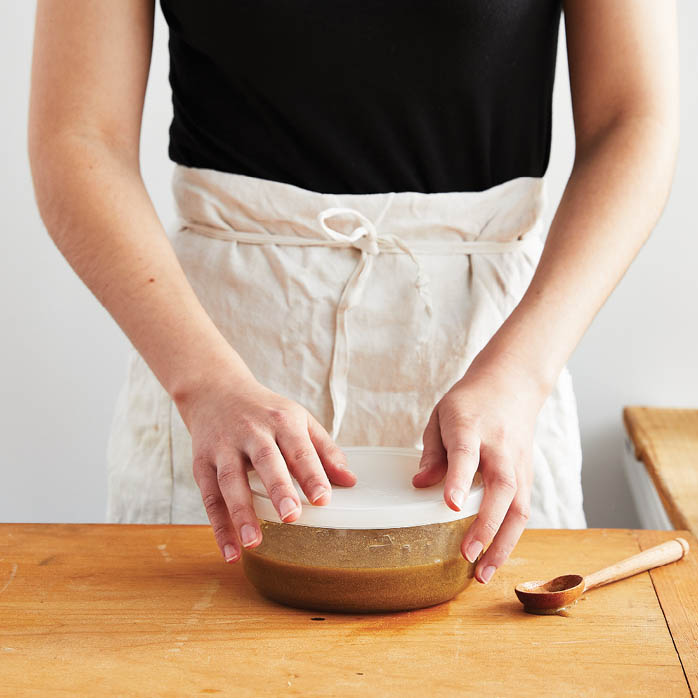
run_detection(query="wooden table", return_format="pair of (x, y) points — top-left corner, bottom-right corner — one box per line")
(624, 406), (698, 536)
(1, 525), (696, 697)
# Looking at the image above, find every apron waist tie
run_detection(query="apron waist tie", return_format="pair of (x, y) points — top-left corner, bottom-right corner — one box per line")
(316, 191), (436, 441)
(180, 199), (542, 442)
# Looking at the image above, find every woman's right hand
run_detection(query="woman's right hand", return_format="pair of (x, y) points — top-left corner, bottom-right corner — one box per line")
(175, 373), (357, 564)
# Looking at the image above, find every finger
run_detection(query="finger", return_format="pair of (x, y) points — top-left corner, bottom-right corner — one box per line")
(306, 412), (357, 487)
(215, 450), (263, 552)
(245, 434), (302, 522)
(441, 427), (481, 511)
(460, 448), (517, 564)
(276, 424), (333, 506)
(413, 409), (448, 488)
(195, 458), (241, 563)
(474, 479), (531, 584)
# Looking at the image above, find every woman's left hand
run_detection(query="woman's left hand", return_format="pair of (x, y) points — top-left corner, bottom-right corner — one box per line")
(413, 355), (548, 585)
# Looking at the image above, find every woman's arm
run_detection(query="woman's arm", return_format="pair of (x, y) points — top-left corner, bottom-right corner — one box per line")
(28, 0), (246, 406)
(484, 0), (680, 394)
(29, 0), (354, 561)
(415, 0), (679, 583)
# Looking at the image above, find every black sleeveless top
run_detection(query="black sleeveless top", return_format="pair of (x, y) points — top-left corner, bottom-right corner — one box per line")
(159, 1), (562, 194)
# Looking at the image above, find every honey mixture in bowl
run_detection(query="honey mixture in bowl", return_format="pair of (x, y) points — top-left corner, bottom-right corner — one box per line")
(242, 515), (477, 613)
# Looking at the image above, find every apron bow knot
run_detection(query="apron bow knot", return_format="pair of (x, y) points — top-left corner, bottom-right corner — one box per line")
(352, 229), (380, 256)
(316, 207), (380, 254)
(316, 199), (432, 312)
(316, 195), (434, 440)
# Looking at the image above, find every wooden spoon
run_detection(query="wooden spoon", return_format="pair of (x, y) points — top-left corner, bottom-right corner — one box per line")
(515, 537), (689, 615)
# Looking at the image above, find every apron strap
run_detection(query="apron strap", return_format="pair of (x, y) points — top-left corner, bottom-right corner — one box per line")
(316, 193), (434, 441)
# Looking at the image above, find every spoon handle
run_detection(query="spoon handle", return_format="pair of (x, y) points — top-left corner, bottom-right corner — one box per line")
(584, 537), (689, 591)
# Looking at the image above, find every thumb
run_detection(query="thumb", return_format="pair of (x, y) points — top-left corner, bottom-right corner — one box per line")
(413, 408), (448, 488)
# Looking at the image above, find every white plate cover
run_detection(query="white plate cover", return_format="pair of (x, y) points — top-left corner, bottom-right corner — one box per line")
(247, 446), (483, 529)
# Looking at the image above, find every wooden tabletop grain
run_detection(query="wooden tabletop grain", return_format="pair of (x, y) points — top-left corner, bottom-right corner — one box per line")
(0, 524), (696, 697)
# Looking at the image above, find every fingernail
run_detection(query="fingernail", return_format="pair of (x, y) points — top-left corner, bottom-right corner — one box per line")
(310, 486), (329, 504)
(465, 540), (483, 563)
(451, 488), (464, 510)
(335, 462), (347, 470)
(279, 497), (300, 521)
(240, 524), (258, 548)
(223, 544), (239, 562)
(480, 565), (496, 584)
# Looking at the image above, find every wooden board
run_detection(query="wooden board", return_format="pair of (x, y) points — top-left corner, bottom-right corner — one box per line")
(624, 406), (698, 536)
(0, 525), (695, 697)
(638, 530), (698, 695)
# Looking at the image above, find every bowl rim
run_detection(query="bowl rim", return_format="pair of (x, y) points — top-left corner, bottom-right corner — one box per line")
(247, 444), (484, 529)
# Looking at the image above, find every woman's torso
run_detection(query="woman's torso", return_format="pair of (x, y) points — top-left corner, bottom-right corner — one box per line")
(159, 0), (562, 194)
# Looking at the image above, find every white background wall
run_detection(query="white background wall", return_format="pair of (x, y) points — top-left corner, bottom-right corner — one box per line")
(1, 2), (696, 526)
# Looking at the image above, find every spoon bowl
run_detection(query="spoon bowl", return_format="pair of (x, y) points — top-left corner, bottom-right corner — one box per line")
(515, 574), (584, 614)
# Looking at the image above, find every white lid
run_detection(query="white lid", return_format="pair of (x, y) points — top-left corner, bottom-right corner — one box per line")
(247, 446), (483, 529)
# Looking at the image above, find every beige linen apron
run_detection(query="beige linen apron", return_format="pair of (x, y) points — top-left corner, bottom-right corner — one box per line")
(106, 165), (586, 529)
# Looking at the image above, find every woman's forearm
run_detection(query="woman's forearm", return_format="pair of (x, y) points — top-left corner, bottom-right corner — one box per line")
(29, 133), (257, 404)
(474, 115), (679, 397)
